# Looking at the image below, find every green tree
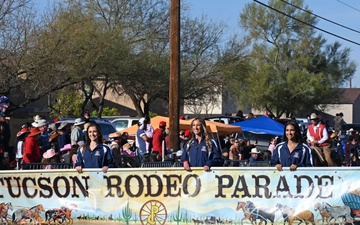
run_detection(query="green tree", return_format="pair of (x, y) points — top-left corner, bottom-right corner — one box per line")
(231, 0), (356, 117)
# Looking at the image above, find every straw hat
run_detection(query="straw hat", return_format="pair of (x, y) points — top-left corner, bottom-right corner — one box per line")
(109, 131), (122, 138)
(122, 143), (132, 150)
(48, 131), (60, 142)
(74, 118), (85, 126)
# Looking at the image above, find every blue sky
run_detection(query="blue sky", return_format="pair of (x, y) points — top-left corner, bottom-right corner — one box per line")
(188, 0), (360, 88)
(33, 0), (360, 87)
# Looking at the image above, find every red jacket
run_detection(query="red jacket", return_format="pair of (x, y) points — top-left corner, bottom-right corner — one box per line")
(152, 128), (165, 156)
(23, 136), (41, 163)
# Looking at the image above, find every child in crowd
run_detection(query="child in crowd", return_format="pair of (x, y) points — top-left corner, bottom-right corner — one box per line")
(60, 144), (72, 164)
(41, 149), (59, 169)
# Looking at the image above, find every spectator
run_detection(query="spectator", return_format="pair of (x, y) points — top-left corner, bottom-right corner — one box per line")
(181, 118), (223, 171)
(0, 112), (10, 155)
(15, 126), (30, 170)
(152, 121), (167, 161)
(60, 144), (72, 164)
(229, 139), (240, 160)
(71, 118), (85, 145)
(179, 129), (191, 151)
(333, 112), (346, 134)
(136, 117), (153, 163)
(41, 149), (60, 169)
(75, 122), (114, 173)
(57, 122), (70, 150)
(22, 127), (42, 169)
(249, 148), (262, 162)
(268, 137), (278, 154)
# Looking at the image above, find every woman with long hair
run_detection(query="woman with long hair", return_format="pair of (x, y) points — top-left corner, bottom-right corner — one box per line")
(271, 120), (313, 171)
(75, 122), (114, 173)
(181, 118), (223, 171)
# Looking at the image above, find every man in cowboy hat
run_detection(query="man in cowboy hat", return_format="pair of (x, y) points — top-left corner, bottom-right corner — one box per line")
(22, 127), (42, 169)
(71, 118), (85, 145)
(249, 147), (262, 162)
(307, 113), (330, 147)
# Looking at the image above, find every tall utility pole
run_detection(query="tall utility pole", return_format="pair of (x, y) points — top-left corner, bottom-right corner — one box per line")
(169, 0), (180, 151)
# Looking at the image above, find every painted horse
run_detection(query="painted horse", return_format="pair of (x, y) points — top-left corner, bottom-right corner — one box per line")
(12, 204), (45, 224)
(321, 202), (352, 225)
(245, 201), (275, 225)
(276, 203), (315, 225)
(0, 202), (12, 224)
(236, 201), (253, 225)
(46, 204), (76, 225)
(314, 202), (330, 224)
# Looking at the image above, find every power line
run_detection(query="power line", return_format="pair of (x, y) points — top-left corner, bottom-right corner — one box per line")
(280, 0), (360, 34)
(253, 0), (360, 46)
(336, 0), (360, 13)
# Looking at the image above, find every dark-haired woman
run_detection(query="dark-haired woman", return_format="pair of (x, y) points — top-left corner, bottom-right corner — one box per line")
(75, 122), (114, 173)
(271, 121), (313, 171)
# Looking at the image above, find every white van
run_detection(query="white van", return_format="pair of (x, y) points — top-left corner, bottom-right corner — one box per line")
(107, 116), (140, 132)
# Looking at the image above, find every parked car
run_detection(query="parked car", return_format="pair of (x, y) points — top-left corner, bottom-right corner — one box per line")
(204, 116), (245, 124)
(236, 131), (280, 152)
(107, 116), (140, 132)
(55, 118), (117, 141)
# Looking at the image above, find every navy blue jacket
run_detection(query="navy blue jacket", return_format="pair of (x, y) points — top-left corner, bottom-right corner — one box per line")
(75, 144), (114, 168)
(271, 141), (313, 167)
(181, 136), (223, 168)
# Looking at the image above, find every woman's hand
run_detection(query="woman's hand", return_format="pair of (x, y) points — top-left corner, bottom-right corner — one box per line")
(275, 164), (283, 171)
(183, 161), (191, 171)
(102, 166), (109, 173)
(203, 165), (210, 171)
(290, 164), (298, 171)
(75, 166), (82, 173)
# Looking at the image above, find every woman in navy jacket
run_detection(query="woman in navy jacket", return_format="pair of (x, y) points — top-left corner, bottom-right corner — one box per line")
(271, 120), (313, 171)
(75, 122), (114, 173)
(181, 118), (223, 171)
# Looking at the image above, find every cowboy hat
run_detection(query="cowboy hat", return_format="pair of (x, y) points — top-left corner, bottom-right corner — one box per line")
(58, 122), (68, 130)
(17, 128), (30, 137)
(250, 148), (260, 154)
(109, 131), (122, 138)
(48, 131), (60, 142)
(60, 144), (72, 152)
(310, 113), (318, 120)
(83, 122), (90, 132)
(43, 149), (56, 159)
(74, 118), (85, 126)
(122, 143), (132, 150)
(28, 127), (41, 137)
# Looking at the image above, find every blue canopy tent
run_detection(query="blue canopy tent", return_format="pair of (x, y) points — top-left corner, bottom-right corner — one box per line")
(231, 116), (285, 136)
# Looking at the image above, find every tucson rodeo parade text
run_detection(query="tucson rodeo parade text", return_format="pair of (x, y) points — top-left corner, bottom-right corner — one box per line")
(0, 173), (334, 199)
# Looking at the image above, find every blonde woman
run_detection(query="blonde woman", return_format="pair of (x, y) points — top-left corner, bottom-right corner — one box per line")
(181, 118), (223, 171)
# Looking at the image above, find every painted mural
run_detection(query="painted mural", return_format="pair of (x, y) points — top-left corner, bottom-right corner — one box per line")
(0, 167), (359, 224)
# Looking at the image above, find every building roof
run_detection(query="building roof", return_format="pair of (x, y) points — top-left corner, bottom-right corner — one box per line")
(338, 88), (360, 104)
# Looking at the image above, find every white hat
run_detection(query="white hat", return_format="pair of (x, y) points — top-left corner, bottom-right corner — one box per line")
(37, 119), (48, 127)
(74, 118), (85, 126)
(176, 150), (183, 157)
(250, 148), (260, 154)
(310, 113), (318, 120)
(33, 115), (42, 123)
(138, 117), (146, 125)
(349, 128), (354, 132)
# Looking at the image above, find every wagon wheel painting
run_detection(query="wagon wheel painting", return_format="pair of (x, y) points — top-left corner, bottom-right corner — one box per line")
(139, 200), (167, 225)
